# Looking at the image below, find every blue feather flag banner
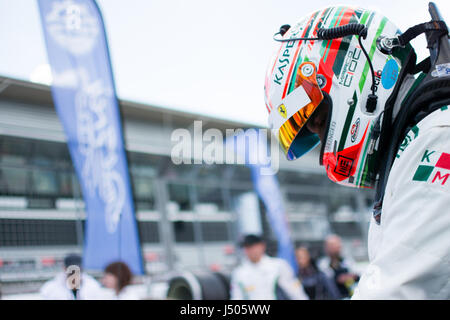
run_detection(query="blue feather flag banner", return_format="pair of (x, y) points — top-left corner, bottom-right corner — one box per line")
(225, 130), (298, 273)
(38, 0), (144, 274)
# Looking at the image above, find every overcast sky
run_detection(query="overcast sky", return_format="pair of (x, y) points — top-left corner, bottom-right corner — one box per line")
(0, 0), (448, 126)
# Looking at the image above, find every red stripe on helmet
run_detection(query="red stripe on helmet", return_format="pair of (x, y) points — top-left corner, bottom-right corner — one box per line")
(280, 12), (318, 99)
(323, 122), (368, 183)
(284, 9), (330, 96)
(319, 8), (356, 93)
(307, 8), (330, 50)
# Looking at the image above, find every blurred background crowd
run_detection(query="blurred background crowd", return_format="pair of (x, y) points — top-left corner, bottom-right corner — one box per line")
(1, 233), (361, 300)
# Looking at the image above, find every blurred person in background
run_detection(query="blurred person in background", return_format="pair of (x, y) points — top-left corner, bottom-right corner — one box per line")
(295, 246), (341, 300)
(230, 234), (308, 300)
(40, 253), (105, 300)
(318, 235), (360, 299)
(102, 261), (139, 300)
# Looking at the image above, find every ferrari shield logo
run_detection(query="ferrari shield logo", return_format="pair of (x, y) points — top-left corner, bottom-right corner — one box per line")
(278, 104), (287, 119)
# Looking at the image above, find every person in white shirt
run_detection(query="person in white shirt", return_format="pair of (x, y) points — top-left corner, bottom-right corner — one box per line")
(230, 234), (308, 300)
(102, 261), (140, 300)
(40, 253), (105, 300)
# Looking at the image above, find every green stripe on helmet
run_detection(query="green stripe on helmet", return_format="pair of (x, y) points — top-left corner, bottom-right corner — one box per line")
(355, 123), (374, 186)
(359, 10), (370, 25)
(358, 17), (388, 93)
(354, 7), (364, 19)
(366, 11), (375, 28)
(323, 7), (347, 63)
(332, 14), (360, 76)
(338, 91), (358, 151)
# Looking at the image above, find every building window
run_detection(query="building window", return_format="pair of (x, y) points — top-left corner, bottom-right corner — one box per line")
(173, 221), (194, 243)
(168, 183), (191, 211)
(138, 221), (160, 243)
(195, 185), (225, 213)
(200, 222), (229, 242)
(0, 167), (28, 195)
(30, 167), (58, 196)
(0, 219), (79, 247)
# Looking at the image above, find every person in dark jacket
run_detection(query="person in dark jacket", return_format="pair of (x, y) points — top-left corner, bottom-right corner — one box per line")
(295, 246), (341, 300)
(318, 235), (360, 299)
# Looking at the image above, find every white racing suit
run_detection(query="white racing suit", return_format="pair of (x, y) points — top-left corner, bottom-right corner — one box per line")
(230, 255), (309, 300)
(353, 105), (450, 299)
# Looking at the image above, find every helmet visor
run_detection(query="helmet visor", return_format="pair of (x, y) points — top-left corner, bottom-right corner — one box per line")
(269, 62), (324, 160)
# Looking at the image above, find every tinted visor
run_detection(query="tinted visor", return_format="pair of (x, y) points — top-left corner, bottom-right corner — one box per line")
(271, 62), (324, 160)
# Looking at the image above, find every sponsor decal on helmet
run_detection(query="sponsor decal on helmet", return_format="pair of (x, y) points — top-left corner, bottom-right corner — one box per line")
(273, 29), (302, 86)
(381, 58), (399, 89)
(338, 47), (361, 87)
(323, 123), (369, 183)
(334, 155), (354, 177)
(350, 118), (360, 142)
(301, 63), (314, 77)
(324, 121), (336, 152)
(278, 104), (287, 119)
(372, 70), (382, 93)
(316, 74), (327, 88)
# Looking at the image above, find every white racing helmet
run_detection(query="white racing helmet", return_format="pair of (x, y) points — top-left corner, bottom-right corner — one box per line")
(264, 6), (414, 188)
